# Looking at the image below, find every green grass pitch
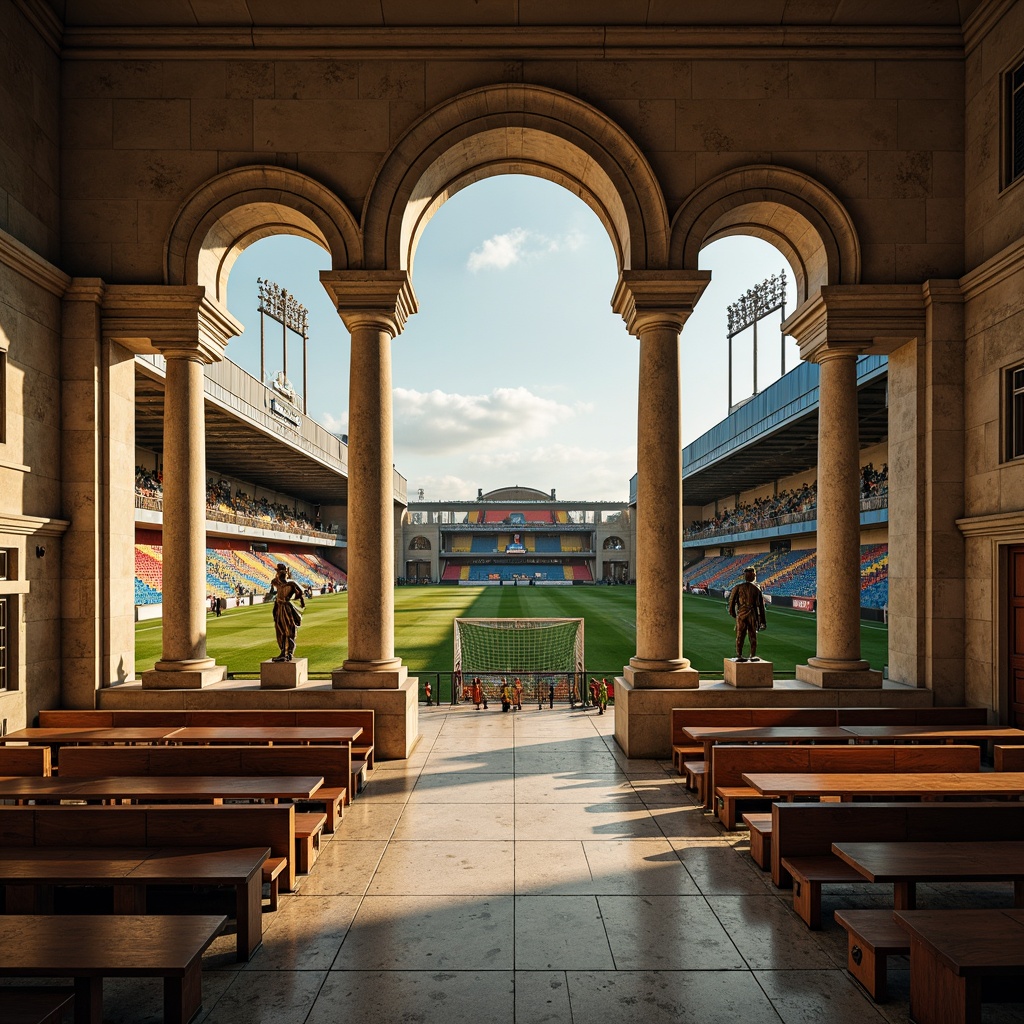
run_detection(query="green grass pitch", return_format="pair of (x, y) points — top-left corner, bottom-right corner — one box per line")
(135, 587), (888, 683)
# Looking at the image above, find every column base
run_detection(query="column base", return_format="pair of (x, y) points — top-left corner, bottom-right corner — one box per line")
(724, 658), (774, 688)
(260, 658), (308, 690)
(624, 659), (700, 690)
(141, 660), (227, 690)
(324, 676), (419, 759)
(332, 659), (408, 691)
(796, 661), (883, 689)
(614, 673), (700, 759)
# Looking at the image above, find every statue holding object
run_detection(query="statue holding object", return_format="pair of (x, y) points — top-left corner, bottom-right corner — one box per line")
(269, 562), (305, 661)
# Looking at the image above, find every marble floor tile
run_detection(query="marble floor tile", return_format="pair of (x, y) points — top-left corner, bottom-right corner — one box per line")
(294, 839), (387, 896)
(308, 970), (515, 1024)
(513, 801), (663, 841)
(754, 969), (887, 1024)
(367, 838), (514, 895)
(202, 969), (327, 1024)
(597, 895), (746, 971)
(514, 971), (573, 1024)
(331, 894), (515, 970)
(670, 839), (776, 894)
(514, 839), (595, 895)
(356, 773), (420, 804)
(392, 800), (515, 841)
(582, 839), (700, 895)
(409, 770), (515, 803)
(244, 894), (361, 971)
(514, 895), (614, 970)
(329, 800), (404, 841)
(514, 752), (628, 775)
(513, 772), (638, 804)
(94, 971), (236, 1024)
(420, 751), (516, 774)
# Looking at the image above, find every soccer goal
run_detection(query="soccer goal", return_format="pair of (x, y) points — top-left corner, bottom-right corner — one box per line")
(453, 617), (584, 707)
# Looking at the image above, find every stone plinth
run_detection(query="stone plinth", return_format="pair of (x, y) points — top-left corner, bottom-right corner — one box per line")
(796, 664), (883, 688)
(260, 658), (308, 689)
(141, 661), (227, 690)
(724, 659), (774, 688)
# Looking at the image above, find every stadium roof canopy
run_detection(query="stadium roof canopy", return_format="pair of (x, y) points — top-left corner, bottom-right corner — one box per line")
(638, 356), (888, 509)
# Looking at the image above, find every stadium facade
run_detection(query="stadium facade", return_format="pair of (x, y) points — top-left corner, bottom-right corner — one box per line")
(2, 2), (1024, 758)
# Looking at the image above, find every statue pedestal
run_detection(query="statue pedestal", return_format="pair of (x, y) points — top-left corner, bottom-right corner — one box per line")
(723, 658), (773, 688)
(260, 658), (308, 689)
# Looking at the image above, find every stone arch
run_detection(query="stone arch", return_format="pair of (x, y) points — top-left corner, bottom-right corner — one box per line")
(165, 166), (362, 302)
(670, 166), (861, 301)
(603, 536), (625, 550)
(363, 85), (669, 273)
(409, 535), (431, 551)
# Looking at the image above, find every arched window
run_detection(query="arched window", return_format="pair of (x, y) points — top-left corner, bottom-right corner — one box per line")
(603, 536), (624, 550)
(409, 535), (431, 551)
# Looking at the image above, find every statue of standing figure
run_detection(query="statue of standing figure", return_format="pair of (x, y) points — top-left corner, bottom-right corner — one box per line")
(269, 562), (305, 661)
(727, 566), (767, 661)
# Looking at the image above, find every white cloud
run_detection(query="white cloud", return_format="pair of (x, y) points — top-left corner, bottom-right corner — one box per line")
(467, 227), (589, 272)
(319, 411), (348, 436)
(393, 386), (580, 455)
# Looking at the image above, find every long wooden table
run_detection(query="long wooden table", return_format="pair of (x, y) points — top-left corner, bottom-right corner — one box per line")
(0, 774), (324, 803)
(0, 914), (227, 1024)
(742, 771), (1024, 800)
(163, 726), (362, 746)
(831, 840), (1024, 910)
(0, 727), (181, 745)
(842, 725), (1024, 743)
(0, 846), (270, 961)
(682, 726), (856, 807)
(894, 909), (1024, 1024)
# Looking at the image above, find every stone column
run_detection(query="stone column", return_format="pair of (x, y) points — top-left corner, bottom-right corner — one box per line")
(103, 286), (240, 689)
(784, 286), (925, 689)
(610, 270), (710, 756)
(320, 271), (420, 759)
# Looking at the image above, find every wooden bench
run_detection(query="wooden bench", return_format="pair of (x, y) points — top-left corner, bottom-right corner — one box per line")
(294, 811), (326, 873)
(834, 908), (909, 1001)
(741, 812), (773, 869)
(682, 759), (706, 799)
(2, 987), (75, 1024)
(40, 707), (377, 772)
(713, 743), (980, 829)
(0, 802), (299, 895)
(59, 743), (349, 833)
(0, 746), (52, 776)
(894, 909), (1024, 1024)
(0, 914), (227, 1024)
(771, 802), (1024, 929)
(994, 744), (1024, 771)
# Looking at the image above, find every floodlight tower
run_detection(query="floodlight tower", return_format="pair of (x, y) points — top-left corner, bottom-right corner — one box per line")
(726, 270), (787, 413)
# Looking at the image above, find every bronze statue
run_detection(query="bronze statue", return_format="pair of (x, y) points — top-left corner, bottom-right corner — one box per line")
(727, 567), (767, 661)
(269, 562), (305, 661)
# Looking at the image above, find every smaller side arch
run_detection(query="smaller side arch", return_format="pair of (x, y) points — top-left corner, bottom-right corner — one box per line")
(165, 166), (363, 300)
(670, 166), (861, 300)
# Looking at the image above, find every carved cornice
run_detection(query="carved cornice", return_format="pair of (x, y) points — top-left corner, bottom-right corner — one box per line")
(320, 271), (418, 337)
(101, 285), (243, 363)
(611, 271), (711, 338)
(782, 285), (927, 362)
(57, 25), (965, 61)
(963, 0), (1017, 53)
(11, 0), (63, 56)
(956, 509), (1024, 539)
(960, 235), (1024, 301)
(0, 513), (70, 537)
(0, 229), (70, 298)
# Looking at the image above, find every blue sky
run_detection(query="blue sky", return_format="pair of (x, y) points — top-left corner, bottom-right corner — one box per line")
(225, 175), (798, 501)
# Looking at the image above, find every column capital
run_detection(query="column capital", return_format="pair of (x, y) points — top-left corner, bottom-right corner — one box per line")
(101, 285), (241, 363)
(782, 284), (926, 363)
(320, 270), (418, 336)
(611, 270), (711, 337)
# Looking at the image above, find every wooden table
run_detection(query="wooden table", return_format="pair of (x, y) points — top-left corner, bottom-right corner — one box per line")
(843, 725), (1024, 744)
(0, 774), (324, 803)
(832, 840), (1024, 910)
(741, 771), (1024, 801)
(894, 909), (1024, 1024)
(163, 726), (362, 746)
(0, 846), (270, 962)
(682, 726), (856, 807)
(0, 727), (181, 745)
(0, 914), (227, 1023)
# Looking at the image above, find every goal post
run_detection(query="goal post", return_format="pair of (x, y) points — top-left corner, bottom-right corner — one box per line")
(453, 617), (584, 704)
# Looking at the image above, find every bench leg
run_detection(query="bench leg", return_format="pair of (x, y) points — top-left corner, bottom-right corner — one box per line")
(5, 883), (39, 914)
(848, 935), (888, 1002)
(893, 881), (917, 911)
(1015, 880), (1023, 907)
(74, 976), (103, 1024)
(297, 836), (314, 874)
(325, 797), (341, 833)
(717, 796), (738, 830)
(268, 874), (279, 912)
(749, 831), (770, 871)
(112, 883), (146, 915)
(164, 960), (204, 1024)
(237, 877), (263, 962)
(908, 935), (981, 1024)
(793, 878), (822, 929)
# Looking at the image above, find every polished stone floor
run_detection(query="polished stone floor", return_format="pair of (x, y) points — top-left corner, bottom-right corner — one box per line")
(11, 704), (1024, 1023)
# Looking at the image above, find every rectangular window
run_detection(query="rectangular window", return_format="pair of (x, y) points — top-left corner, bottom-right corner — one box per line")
(1009, 58), (1024, 187)
(1007, 365), (1024, 460)
(0, 597), (7, 692)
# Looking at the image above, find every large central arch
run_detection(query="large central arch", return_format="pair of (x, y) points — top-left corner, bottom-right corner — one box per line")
(362, 84), (670, 273)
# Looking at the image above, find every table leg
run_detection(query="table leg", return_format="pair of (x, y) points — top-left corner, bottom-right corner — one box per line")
(893, 881), (917, 910)
(74, 976), (103, 1024)
(236, 876), (263, 961)
(908, 935), (980, 1024)
(112, 883), (147, 914)
(1014, 880), (1023, 907)
(5, 883), (39, 913)
(164, 961), (203, 1024)
(703, 742), (714, 809)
